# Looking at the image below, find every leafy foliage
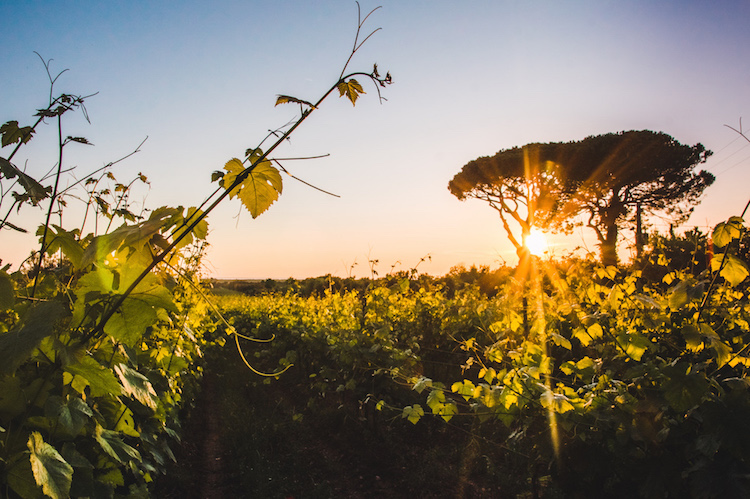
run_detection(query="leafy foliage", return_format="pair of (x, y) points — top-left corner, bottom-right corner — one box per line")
(214, 214), (750, 496)
(1, 10), (392, 495)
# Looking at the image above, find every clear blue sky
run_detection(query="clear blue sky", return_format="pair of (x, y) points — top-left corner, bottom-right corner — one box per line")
(3, 1), (750, 278)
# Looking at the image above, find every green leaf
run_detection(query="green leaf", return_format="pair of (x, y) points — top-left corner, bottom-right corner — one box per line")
(45, 396), (93, 436)
(171, 207), (208, 249)
(28, 432), (73, 499)
(0, 375), (26, 417)
(64, 356), (122, 397)
(114, 363), (158, 410)
(222, 157), (283, 219)
(0, 301), (67, 374)
(0, 270), (15, 309)
(37, 224), (83, 269)
(709, 337), (733, 367)
(550, 332), (572, 350)
(663, 369), (709, 412)
(618, 333), (650, 361)
(668, 281), (690, 310)
(426, 389), (445, 412)
(712, 253), (749, 287)
(113, 405), (140, 437)
(0, 157), (51, 205)
(412, 376), (432, 394)
(95, 425), (141, 464)
(275, 95), (316, 109)
(401, 404), (424, 424)
(540, 389), (575, 414)
(681, 324), (704, 352)
(337, 78), (365, 106)
(1, 120), (34, 147)
(451, 380), (479, 401)
(6, 452), (44, 499)
(104, 298), (157, 346)
(712, 217), (744, 247)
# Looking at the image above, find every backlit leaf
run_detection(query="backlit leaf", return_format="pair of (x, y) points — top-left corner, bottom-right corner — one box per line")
(451, 380), (479, 401)
(712, 217), (743, 248)
(401, 404), (424, 424)
(0, 270), (14, 309)
(275, 95), (316, 109)
(64, 356), (122, 397)
(540, 389), (575, 414)
(0, 301), (66, 374)
(28, 432), (73, 499)
(712, 253), (749, 287)
(337, 78), (365, 106)
(95, 425), (141, 464)
(222, 157), (283, 218)
(114, 363), (158, 410)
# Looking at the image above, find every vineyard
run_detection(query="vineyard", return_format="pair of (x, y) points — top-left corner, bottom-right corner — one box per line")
(158, 240), (750, 498)
(3, 5), (750, 499)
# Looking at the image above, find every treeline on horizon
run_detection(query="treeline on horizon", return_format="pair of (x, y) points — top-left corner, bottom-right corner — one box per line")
(207, 226), (742, 299)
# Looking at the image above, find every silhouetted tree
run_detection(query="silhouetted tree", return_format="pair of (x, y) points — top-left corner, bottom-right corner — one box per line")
(448, 144), (574, 266)
(449, 131), (714, 266)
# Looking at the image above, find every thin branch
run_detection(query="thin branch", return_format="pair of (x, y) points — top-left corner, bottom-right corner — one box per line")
(272, 159), (340, 198)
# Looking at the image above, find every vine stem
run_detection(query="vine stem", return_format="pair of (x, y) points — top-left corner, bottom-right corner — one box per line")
(81, 4), (391, 344)
(31, 114), (65, 297)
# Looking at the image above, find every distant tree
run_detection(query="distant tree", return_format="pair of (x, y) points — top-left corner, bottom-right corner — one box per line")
(448, 144), (574, 265)
(449, 131), (714, 266)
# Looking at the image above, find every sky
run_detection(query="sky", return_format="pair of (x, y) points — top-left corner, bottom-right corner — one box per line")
(2, 1), (750, 279)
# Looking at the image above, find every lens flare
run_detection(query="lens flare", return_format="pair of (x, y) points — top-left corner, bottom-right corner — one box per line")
(525, 229), (548, 256)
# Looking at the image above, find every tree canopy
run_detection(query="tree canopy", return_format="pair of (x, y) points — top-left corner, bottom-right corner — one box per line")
(448, 143), (574, 263)
(449, 130), (714, 266)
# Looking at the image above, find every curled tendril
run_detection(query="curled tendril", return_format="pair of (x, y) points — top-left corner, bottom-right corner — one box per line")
(234, 332), (293, 377)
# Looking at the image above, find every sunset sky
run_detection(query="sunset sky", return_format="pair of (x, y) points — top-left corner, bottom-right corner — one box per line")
(3, 1), (750, 279)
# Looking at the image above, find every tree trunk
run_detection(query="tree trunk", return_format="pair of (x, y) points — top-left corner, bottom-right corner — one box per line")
(600, 224), (619, 267)
(599, 194), (624, 267)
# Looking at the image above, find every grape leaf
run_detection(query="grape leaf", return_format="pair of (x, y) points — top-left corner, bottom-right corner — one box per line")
(28, 432), (73, 499)
(95, 425), (141, 464)
(44, 396), (92, 436)
(275, 95), (317, 109)
(712, 253), (749, 287)
(712, 217), (744, 248)
(0, 270), (14, 310)
(1, 120), (34, 147)
(222, 157), (283, 219)
(401, 404), (424, 424)
(540, 389), (575, 414)
(0, 301), (66, 375)
(114, 363), (158, 410)
(64, 356), (122, 397)
(0, 157), (51, 205)
(337, 78), (365, 106)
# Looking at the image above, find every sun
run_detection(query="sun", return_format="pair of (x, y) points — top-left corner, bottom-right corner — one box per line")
(525, 229), (548, 257)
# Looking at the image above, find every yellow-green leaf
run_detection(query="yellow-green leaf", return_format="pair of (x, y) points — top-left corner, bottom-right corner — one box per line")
(540, 389), (575, 414)
(712, 253), (749, 287)
(28, 432), (73, 499)
(222, 157), (283, 219)
(337, 78), (366, 106)
(712, 217), (744, 248)
(402, 404), (424, 424)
